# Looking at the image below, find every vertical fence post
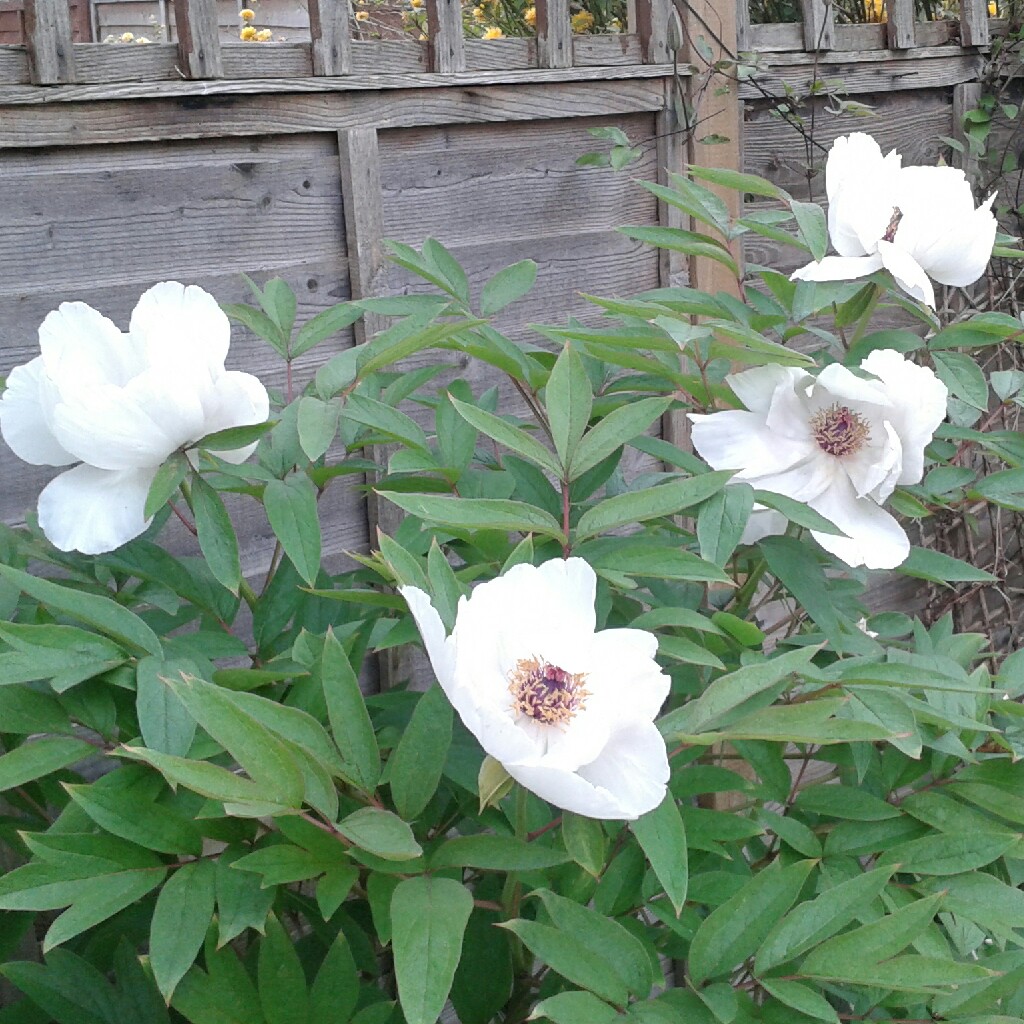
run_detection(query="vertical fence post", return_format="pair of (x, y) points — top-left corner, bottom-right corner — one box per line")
(634, 0), (674, 63)
(536, 0), (572, 68)
(736, 0), (750, 51)
(172, 0), (223, 79)
(310, 0), (352, 75)
(885, 0), (914, 49)
(952, 82), (982, 179)
(959, 0), (990, 47)
(801, 0), (834, 50)
(426, 0), (465, 72)
(24, 0), (77, 84)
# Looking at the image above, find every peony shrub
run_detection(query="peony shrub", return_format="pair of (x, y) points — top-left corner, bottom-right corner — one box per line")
(0, 134), (1023, 1024)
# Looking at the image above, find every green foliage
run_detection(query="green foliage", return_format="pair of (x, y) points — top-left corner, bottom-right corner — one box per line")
(1, 167), (1023, 1024)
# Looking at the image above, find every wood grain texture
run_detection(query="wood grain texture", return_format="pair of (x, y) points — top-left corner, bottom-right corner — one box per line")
(0, 78), (669, 148)
(960, 0), (989, 47)
(800, 0), (834, 49)
(426, 0), (465, 72)
(536, 0), (572, 69)
(740, 50), (984, 97)
(952, 80), (981, 176)
(172, 0), (222, 77)
(885, 0), (915, 50)
(573, 33), (643, 65)
(634, 0), (673, 64)
(463, 37), (533, 71)
(309, 0), (353, 75)
(747, 18), (954, 51)
(24, 0), (75, 83)
(0, 57), (674, 99)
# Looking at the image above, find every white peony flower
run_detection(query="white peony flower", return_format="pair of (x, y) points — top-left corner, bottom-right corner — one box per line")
(791, 132), (997, 309)
(689, 349), (948, 570)
(0, 282), (270, 555)
(400, 557), (670, 820)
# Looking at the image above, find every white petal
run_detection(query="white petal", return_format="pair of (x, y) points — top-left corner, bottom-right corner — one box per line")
(38, 464), (157, 554)
(38, 302), (141, 389)
(791, 254), (884, 284)
(812, 363), (891, 410)
(506, 719), (668, 820)
(129, 282), (231, 377)
(746, 452), (838, 504)
(826, 134), (901, 257)
(0, 358), (76, 467)
(399, 586), (457, 693)
(194, 370), (271, 465)
(50, 371), (205, 471)
(689, 410), (814, 479)
(877, 241), (934, 308)
(825, 133), (888, 206)
(842, 420), (902, 501)
(740, 507), (788, 545)
(726, 364), (805, 415)
(808, 475), (910, 569)
(860, 349), (947, 485)
(576, 720), (670, 818)
(914, 194), (997, 287)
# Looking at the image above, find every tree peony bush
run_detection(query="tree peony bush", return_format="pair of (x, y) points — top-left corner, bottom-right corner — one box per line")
(0, 134), (1023, 1024)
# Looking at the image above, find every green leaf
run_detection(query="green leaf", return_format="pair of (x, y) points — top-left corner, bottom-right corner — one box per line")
(687, 859), (814, 985)
(297, 396), (341, 462)
(500, 919), (628, 1006)
(575, 472), (732, 541)
(562, 812), (607, 877)
(388, 684), (453, 821)
(619, 226), (738, 275)
(753, 491), (847, 536)
(430, 835), (570, 872)
(195, 421), (274, 453)
(231, 843), (336, 886)
(899, 546), (996, 584)
(759, 536), (844, 647)
(145, 453), (189, 520)
(571, 397), (671, 480)
(0, 737), (94, 793)
(546, 344), (593, 471)
(66, 772), (202, 856)
(800, 892), (945, 978)
(0, 951), (113, 1024)
(790, 200), (828, 261)
(320, 628), (381, 793)
(423, 238), (471, 304)
(532, 991), (619, 1024)
(631, 793), (688, 916)
(216, 845), (276, 945)
(346, 393), (431, 452)
(687, 164), (789, 201)
(392, 876), (474, 1024)
(259, 913), (309, 1024)
(164, 674), (305, 807)
(378, 492), (565, 542)
(450, 396), (561, 477)
(316, 865), (358, 921)
(480, 260), (537, 315)
(755, 865), (895, 972)
(121, 746), (291, 812)
(760, 979), (838, 1023)
(698, 483), (753, 566)
(803, 954), (993, 994)
(310, 929), (360, 1024)
(292, 302), (363, 359)
(150, 859), (217, 1002)
(794, 784), (900, 821)
(0, 564), (161, 657)
(932, 350), (988, 411)
(264, 475), (322, 588)
(878, 832), (1016, 875)
(533, 889), (654, 998)
(336, 807), (422, 861)
(0, 623), (126, 692)
(224, 301), (286, 356)
(190, 474), (242, 596)
(658, 645), (819, 738)
(136, 656), (198, 757)
(44, 868), (166, 952)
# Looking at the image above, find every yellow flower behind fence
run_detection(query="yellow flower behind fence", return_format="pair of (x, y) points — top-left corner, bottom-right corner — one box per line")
(482, 25), (503, 37)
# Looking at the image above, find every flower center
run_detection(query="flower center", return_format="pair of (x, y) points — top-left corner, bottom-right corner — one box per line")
(810, 403), (871, 457)
(882, 206), (903, 243)
(508, 657), (589, 726)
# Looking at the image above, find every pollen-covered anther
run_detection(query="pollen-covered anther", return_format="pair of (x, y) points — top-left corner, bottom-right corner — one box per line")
(810, 403), (871, 457)
(508, 656), (589, 726)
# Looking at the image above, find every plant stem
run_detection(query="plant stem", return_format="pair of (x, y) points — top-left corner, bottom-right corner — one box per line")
(848, 283), (883, 348)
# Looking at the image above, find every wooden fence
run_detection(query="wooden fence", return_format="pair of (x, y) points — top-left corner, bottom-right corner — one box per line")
(0, 0), (1004, 613)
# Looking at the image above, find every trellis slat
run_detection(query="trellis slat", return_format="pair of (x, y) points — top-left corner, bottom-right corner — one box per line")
(885, 0), (915, 50)
(536, 0), (572, 69)
(24, 0), (76, 84)
(426, 0), (465, 73)
(171, 0), (222, 78)
(634, 0), (674, 63)
(309, 0), (352, 76)
(959, 0), (990, 47)
(801, 0), (834, 50)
